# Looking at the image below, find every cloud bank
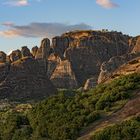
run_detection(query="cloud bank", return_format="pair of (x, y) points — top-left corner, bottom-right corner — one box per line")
(96, 0), (118, 9)
(0, 22), (92, 38)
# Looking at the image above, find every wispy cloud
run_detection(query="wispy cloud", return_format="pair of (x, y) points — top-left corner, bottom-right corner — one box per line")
(3, 0), (29, 7)
(3, 0), (43, 7)
(96, 0), (119, 9)
(0, 22), (92, 38)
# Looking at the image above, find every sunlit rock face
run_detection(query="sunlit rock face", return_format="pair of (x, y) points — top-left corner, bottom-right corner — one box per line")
(50, 60), (78, 89)
(9, 50), (22, 62)
(129, 36), (140, 53)
(98, 53), (140, 84)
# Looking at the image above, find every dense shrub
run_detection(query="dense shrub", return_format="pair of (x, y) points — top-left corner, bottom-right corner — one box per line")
(91, 116), (140, 140)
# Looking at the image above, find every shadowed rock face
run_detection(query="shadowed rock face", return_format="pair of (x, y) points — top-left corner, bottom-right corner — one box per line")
(21, 46), (32, 58)
(0, 42), (57, 101)
(52, 36), (70, 60)
(0, 51), (7, 63)
(35, 38), (50, 60)
(31, 46), (38, 57)
(0, 57), (57, 100)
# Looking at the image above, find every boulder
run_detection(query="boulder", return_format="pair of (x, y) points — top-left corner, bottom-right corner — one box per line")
(84, 77), (98, 91)
(9, 50), (22, 62)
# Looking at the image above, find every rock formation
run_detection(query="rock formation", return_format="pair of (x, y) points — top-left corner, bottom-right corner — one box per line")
(0, 51), (6, 63)
(105, 57), (140, 82)
(0, 40), (57, 100)
(0, 57), (57, 100)
(51, 30), (131, 88)
(31, 46), (38, 57)
(129, 36), (140, 53)
(1, 30), (140, 94)
(84, 77), (98, 91)
(9, 50), (22, 62)
(35, 38), (50, 60)
(98, 53), (140, 84)
(52, 36), (70, 60)
(51, 60), (78, 89)
(21, 46), (32, 58)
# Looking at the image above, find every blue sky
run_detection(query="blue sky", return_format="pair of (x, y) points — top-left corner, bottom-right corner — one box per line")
(0, 0), (140, 53)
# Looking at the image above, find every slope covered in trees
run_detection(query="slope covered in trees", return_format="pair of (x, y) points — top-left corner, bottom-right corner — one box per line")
(0, 73), (140, 140)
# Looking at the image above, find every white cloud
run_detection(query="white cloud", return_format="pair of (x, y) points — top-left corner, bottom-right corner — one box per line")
(0, 22), (92, 38)
(96, 0), (118, 9)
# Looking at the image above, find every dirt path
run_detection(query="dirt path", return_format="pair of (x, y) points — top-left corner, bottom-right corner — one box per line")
(77, 92), (140, 140)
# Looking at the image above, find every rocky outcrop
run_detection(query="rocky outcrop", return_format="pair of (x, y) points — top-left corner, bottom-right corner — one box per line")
(9, 50), (22, 62)
(47, 54), (60, 78)
(98, 53), (140, 84)
(35, 38), (50, 60)
(50, 60), (78, 89)
(21, 46), (32, 58)
(1, 30), (140, 93)
(84, 77), (98, 91)
(0, 39), (57, 101)
(52, 36), (70, 60)
(0, 51), (6, 63)
(0, 63), (10, 83)
(31, 46), (38, 57)
(129, 36), (140, 53)
(51, 30), (131, 87)
(105, 57), (140, 82)
(0, 57), (57, 100)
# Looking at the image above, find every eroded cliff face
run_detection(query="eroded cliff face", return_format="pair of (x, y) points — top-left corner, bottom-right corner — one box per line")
(0, 30), (140, 95)
(51, 30), (131, 87)
(50, 60), (78, 89)
(98, 53), (140, 84)
(98, 36), (140, 84)
(105, 57), (140, 83)
(0, 38), (57, 100)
